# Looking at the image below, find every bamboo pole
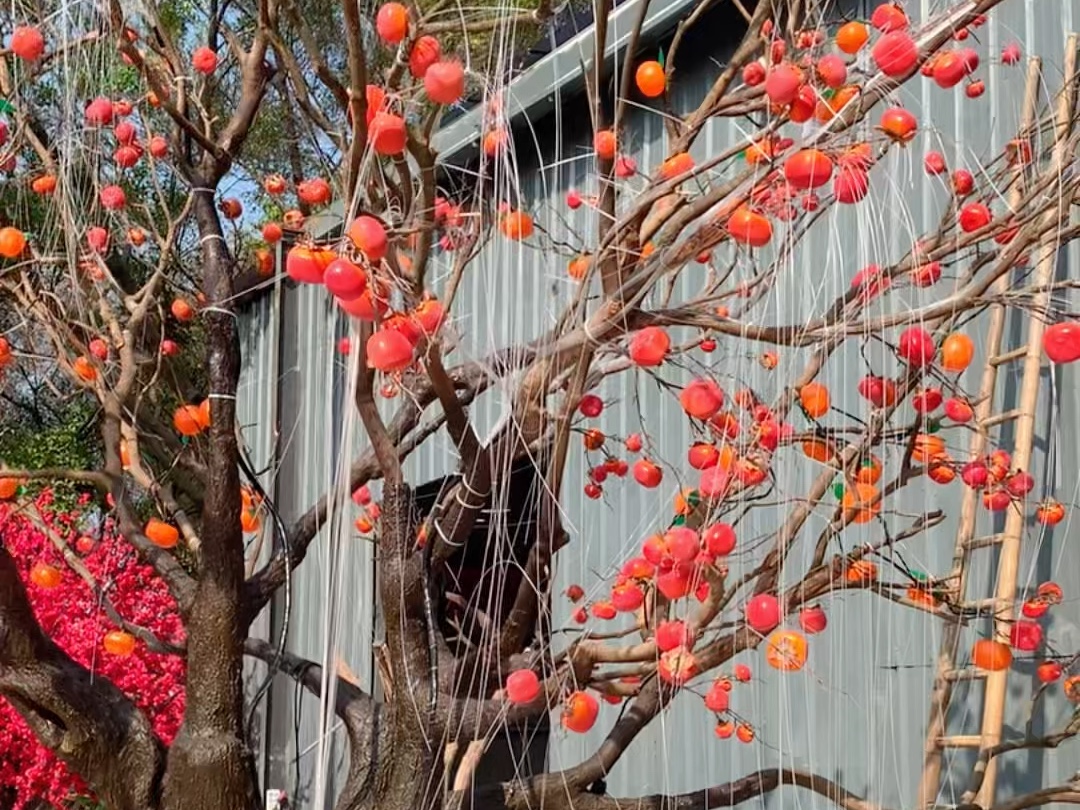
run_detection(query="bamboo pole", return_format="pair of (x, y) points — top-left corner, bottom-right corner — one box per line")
(914, 56), (1043, 810)
(974, 35), (1079, 809)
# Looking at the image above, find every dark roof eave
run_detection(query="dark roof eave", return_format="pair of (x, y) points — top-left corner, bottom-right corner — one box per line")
(430, 0), (700, 167)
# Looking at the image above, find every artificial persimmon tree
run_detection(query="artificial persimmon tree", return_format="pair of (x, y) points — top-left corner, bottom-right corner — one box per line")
(3, 0), (1080, 809)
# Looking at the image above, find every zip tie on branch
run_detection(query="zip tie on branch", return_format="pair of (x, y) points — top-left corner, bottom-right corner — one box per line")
(432, 517), (466, 548)
(455, 489), (485, 511)
(199, 233), (225, 244)
(207, 392), (237, 400)
(583, 317), (604, 348)
(458, 475), (486, 499)
(201, 305), (236, 317)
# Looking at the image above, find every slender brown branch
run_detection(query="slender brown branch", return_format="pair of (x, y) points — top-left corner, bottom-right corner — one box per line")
(424, 345), (481, 466)
(959, 716), (1080, 804)
(549, 767), (885, 810)
(355, 321), (403, 484)
(981, 787), (1080, 810)
(671, 0), (771, 154)
(22, 506), (183, 656)
(613, 0), (650, 136)
(281, 0), (350, 109)
(244, 404), (451, 620)
(342, 0), (370, 199)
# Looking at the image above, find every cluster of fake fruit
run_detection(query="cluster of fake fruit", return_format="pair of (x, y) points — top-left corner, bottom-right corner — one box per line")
(896, 380), (1068, 528)
(1, 80), (220, 361)
(684, 4), (1020, 251)
(170, 399), (271, 536)
(5, 6), (476, 282)
(3, 93), (153, 268)
(501, 660), (756, 743)
(567, 521), (738, 623)
(555, 4), (1009, 246)
(548, 583), (834, 737)
(573, 373), (770, 505)
(969, 581), (1080, 699)
(699, 615), (832, 743)
(748, 3), (997, 116)
(44, 94), (170, 267)
(925, 443), (1051, 515)
(268, 195), (464, 348)
(284, 214), (446, 375)
(566, 300), (1075, 718)
(352, 484), (382, 535)
(369, 4), (467, 151)
(502, 669), (607, 734)
(703, 665), (756, 742)
(143, 475), (262, 541)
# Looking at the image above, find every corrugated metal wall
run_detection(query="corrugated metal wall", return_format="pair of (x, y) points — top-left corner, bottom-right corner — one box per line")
(238, 271), (381, 802)
(236, 0), (1080, 806)
(238, 284), (283, 788)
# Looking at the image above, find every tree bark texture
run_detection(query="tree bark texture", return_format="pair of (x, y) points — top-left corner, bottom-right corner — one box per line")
(361, 481), (445, 810)
(159, 186), (261, 810)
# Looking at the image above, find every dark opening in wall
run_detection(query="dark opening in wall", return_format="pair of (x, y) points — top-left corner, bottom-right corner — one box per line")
(411, 453), (552, 784)
(411, 453), (545, 654)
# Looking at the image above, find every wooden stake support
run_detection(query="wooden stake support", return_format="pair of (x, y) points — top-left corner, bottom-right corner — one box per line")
(972, 37), (1078, 809)
(915, 54), (1044, 810)
(917, 37), (1079, 809)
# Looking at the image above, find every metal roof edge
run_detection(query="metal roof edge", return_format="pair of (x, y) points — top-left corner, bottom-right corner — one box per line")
(430, 0), (698, 164)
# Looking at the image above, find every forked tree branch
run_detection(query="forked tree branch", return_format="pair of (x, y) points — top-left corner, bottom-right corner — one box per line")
(281, 0), (350, 110)
(243, 638), (386, 810)
(0, 547), (165, 810)
(551, 767), (882, 810)
(255, 339), (540, 611)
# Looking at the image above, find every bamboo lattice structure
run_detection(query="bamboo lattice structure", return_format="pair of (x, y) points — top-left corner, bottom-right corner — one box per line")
(916, 36), (1079, 810)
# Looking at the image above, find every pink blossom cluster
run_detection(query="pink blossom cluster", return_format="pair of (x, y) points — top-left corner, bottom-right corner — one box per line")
(0, 490), (186, 809)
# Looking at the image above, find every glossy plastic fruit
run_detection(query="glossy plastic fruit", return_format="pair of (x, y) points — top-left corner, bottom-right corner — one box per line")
(145, 518), (180, 549)
(635, 61), (666, 97)
(972, 639), (1012, 671)
(505, 670), (541, 704)
(765, 629), (808, 671)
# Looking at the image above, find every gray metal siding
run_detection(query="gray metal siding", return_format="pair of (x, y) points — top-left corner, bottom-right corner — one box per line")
(255, 281), (379, 803)
(238, 285), (283, 788)
(237, 2), (1080, 805)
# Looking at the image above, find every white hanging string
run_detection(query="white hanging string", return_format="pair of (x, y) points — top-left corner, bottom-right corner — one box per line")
(312, 309), (361, 810)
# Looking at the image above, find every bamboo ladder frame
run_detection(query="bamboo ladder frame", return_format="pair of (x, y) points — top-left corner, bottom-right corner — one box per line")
(916, 38), (1078, 810)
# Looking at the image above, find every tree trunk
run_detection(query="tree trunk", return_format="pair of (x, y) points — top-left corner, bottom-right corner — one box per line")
(358, 710), (444, 810)
(160, 186), (260, 810)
